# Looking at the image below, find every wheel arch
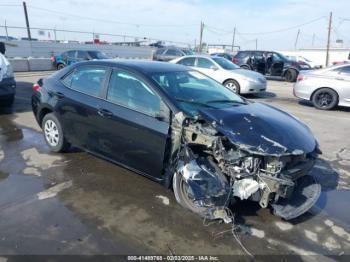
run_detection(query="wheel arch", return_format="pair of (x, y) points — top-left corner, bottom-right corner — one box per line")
(310, 86), (339, 102)
(38, 107), (54, 126)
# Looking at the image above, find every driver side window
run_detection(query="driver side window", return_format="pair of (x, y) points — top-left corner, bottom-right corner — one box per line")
(107, 70), (161, 116)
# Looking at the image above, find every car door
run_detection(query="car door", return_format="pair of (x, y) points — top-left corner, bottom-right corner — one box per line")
(251, 51), (266, 74)
(194, 57), (221, 81)
(270, 53), (284, 76)
(57, 65), (109, 149)
(94, 68), (170, 179)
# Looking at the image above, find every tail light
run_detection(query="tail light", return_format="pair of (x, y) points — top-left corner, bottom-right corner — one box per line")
(297, 75), (305, 82)
(50, 56), (55, 63)
(232, 57), (238, 64)
(32, 83), (40, 92)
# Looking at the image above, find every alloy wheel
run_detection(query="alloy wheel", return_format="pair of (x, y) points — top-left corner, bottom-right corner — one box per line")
(44, 119), (60, 147)
(316, 92), (333, 108)
(225, 82), (237, 93)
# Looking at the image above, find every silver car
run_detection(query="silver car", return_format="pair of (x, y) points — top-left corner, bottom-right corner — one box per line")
(170, 55), (266, 95)
(294, 63), (350, 110)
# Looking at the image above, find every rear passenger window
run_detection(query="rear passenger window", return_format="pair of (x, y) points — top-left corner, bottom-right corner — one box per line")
(177, 57), (195, 66)
(107, 70), (160, 116)
(62, 66), (107, 97)
(197, 58), (215, 69)
(235, 51), (249, 58)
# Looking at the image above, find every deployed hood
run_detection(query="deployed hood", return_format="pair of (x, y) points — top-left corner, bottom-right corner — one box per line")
(198, 102), (317, 156)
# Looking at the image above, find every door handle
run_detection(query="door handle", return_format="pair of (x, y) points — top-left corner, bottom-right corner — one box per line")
(97, 108), (113, 118)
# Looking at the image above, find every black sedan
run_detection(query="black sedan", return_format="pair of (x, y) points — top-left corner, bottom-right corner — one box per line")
(32, 60), (321, 221)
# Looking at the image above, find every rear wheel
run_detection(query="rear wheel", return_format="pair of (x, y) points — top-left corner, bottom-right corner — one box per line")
(173, 172), (208, 217)
(57, 63), (65, 70)
(312, 88), (338, 110)
(285, 69), (297, 82)
(42, 113), (70, 152)
(223, 79), (240, 94)
(2, 95), (14, 107)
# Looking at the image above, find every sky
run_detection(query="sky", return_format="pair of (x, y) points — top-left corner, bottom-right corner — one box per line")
(0, 0), (349, 50)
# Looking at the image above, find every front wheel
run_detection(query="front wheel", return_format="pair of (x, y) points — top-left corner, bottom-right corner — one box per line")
(312, 88), (338, 110)
(223, 79), (240, 94)
(173, 172), (209, 217)
(42, 113), (70, 152)
(57, 64), (65, 70)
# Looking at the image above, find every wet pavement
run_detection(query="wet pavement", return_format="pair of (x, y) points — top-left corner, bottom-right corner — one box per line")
(0, 72), (349, 260)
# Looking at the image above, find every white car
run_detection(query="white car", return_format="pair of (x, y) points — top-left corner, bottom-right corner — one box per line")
(294, 63), (350, 110)
(170, 55), (266, 94)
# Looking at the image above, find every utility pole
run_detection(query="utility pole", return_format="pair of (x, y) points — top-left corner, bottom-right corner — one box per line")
(255, 38), (258, 50)
(312, 33), (315, 47)
(199, 21), (204, 53)
(4, 20), (9, 41)
(231, 27), (236, 51)
(325, 12), (332, 67)
(23, 1), (31, 41)
(54, 26), (57, 42)
(294, 29), (300, 50)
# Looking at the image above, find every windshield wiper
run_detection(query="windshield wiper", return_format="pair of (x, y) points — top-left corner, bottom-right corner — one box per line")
(175, 98), (215, 108)
(205, 99), (247, 105)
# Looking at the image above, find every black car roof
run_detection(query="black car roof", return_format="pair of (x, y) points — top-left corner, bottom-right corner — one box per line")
(74, 59), (191, 73)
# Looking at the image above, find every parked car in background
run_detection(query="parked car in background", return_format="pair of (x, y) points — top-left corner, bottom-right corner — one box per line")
(294, 63), (350, 110)
(0, 52), (16, 106)
(153, 46), (193, 61)
(285, 55), (322, 69)
(170, 55), (266, 94)
(233, 50), (311, 82)
(31, 60), (321, 221)
(51, 50), (109, 70)
(210, 52), (235, 63)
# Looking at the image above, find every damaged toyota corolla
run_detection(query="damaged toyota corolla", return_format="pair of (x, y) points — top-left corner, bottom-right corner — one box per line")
(32, 60), (321, 221)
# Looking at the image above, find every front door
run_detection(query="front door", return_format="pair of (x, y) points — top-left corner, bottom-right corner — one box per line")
(93, 69), (170, 179)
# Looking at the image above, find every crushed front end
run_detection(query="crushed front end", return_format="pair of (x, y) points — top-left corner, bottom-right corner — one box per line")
(171, 113), (321, 221)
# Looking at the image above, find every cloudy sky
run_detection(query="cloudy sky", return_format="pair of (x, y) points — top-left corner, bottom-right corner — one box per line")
(0, 0), (349, 50)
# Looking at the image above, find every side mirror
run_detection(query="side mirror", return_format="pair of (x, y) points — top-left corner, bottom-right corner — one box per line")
(155, 101), (170, 123)
(211, 66), (219, 71)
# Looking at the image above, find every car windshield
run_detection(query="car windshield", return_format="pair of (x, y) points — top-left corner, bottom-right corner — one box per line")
(151, 70), (245, 117)
(212, 57), (239, 70)
(88, 51), (108, 59)
(181, 49), (194, 55)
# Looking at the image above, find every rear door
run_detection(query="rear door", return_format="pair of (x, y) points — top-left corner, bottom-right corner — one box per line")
(57, 65), (109, 149)
(94, 68), (170, 178)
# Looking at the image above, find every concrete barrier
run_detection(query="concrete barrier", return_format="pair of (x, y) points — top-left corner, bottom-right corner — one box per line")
(28, 58), (54, 71)
(8, 58), (30, 72)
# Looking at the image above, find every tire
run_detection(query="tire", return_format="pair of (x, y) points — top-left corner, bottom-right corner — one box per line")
(312, 88), (338, 110)
(173, 171), (209, 217)
(57, 64), (65, 70)
(241, 65), (250, 70)
(223, 79), (240, 94)
(42, 113), (70, 152)
(285, 69), (297, 82)
(3, 95), (14, 107)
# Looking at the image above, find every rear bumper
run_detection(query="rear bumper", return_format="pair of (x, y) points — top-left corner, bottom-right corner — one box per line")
(0, 77), (16, 99)
(293, 82), (314, 100)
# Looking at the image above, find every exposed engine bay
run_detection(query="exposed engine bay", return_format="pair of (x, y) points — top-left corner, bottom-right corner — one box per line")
(170, 112), (321, 221)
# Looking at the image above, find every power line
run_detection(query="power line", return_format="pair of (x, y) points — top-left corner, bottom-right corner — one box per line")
(27, 5), (198, 28)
